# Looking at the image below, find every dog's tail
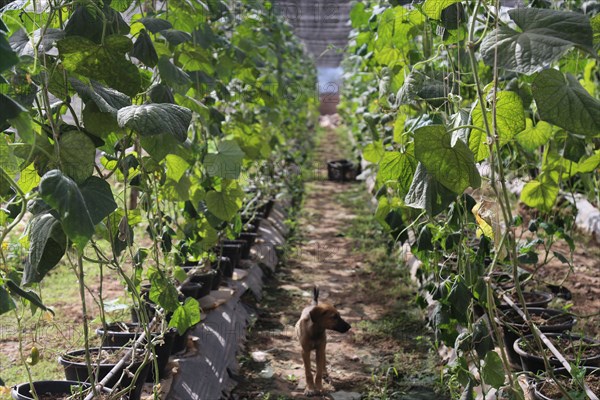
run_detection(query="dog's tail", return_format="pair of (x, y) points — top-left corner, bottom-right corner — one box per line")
(312, 286), (319, 305)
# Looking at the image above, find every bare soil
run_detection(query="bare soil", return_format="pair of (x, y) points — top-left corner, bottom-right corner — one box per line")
(232, 127), (447, 399)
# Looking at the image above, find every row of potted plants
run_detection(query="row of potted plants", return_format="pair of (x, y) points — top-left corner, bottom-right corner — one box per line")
(11, 202), (273, 400)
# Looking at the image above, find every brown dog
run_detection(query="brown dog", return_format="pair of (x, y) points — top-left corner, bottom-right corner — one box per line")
(295, 287), (351, 396)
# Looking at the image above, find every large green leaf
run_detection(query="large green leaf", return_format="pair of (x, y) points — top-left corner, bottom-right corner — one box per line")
(516, 119), (554, 152)
(363, 141), (384, 163)
(159, 29), (192, 46)
(168, 297), (200, 333)
(79, 176), (117, 225)
(481, 351), (505, 389)
(405, 163), (456, 216)
(376, 150), (417, 197)
(415, 125), (480, 194)
(69, 78), (131, 115)
(164, 154), (190, 183)
(520, 174), (559, 212)
(57, 35), (141, 96)
(205, 181), (244, 221)
(38, 170), (95, 250)
(58, 131), (97, 184)
(470, 91), (526, 161)
(148, 272), (180, 312)
(23, 212), (67, 285)
(204, 140), (245, 179)
(117, 103), (192, 141)
(480, 8), (593, 75)
(532, 69), (600, 137)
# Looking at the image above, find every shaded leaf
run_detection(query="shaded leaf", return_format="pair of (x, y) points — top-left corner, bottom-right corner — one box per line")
(6, 280), (54, 315)
(405, 163), (456, 216)
(0, 286), (16, 315)
(117, 103), (192, 141)
(137, 17), (173, 34)
(159, 29), (191, 46)
(533, 69), (600, 137)
(38, 170), (95, 250)
(57, 35), (140, 97)
(23, 213), (66, 285)
(69, 78), (131, 114)
(9, 28), (64, 57)
(480, 8), (593, 74)
(130, 29), (158, 67)
(58, 131), (96, 184)
(79, 176), (117, 225)
(482, 351), (505, 389)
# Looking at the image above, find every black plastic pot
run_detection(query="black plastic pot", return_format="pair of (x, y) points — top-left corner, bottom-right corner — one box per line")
(58, 347), (150, 400)
(210, 262), (223, 290)
(498, 291), (554, 310)
(11, 380), (121, 400)
(189, 270), (216, 298)
(223, 239), (250, 260)
(257, 199), (275, 218)
(96, 322), (175, 381)
(514, 333), (600, 373)
(180, 282), (202, 299)
(171, 328), (190, 355)
(219, 244), (242, 271)
(238, 232), (258, 249)
(533, 367), (600, 399)
(499, 308), (577, 366)
(327, 159), (359, 182)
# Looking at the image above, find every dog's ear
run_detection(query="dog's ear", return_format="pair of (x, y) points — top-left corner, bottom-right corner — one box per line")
(309, 306), (323, 323)
(313, 286), (319, 305)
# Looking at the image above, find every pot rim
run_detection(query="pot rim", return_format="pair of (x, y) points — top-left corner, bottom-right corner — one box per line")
(513, 333), (600, 362)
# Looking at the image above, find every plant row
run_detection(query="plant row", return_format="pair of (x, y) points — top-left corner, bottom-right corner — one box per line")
(340, 0), (600, 399)
(0, 0), (317, 397)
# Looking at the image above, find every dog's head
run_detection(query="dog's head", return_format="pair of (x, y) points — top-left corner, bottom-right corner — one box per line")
(310, 304), (351, 333)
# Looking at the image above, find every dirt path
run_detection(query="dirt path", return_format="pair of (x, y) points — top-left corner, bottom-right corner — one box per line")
(232, 127), (447, 400)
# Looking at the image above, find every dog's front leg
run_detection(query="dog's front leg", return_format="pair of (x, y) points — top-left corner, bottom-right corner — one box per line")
(315, 344), (326, 393)
(302, 349), (316, 396)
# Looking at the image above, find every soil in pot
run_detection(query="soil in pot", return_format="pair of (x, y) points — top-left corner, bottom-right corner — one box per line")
(499, 291), (554, 310)
(514, 333), (600, 373)
(58, 347), (149, 400)
(11, 380), (123, 400)
(499, 308), (577, 367)
(535, 367), (600, 399)
(96, 323), (175, 381)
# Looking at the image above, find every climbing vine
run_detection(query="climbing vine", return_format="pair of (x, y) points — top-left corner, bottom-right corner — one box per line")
(0, 0), (317, 392)
(341, 0), (600, 398)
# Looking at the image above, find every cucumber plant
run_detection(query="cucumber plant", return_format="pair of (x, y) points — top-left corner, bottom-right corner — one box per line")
(0, 0), (317, 392)
(342, 0), (599, 397)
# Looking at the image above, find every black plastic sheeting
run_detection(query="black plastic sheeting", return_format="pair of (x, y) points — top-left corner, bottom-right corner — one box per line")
(165, 265), (264, 400)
